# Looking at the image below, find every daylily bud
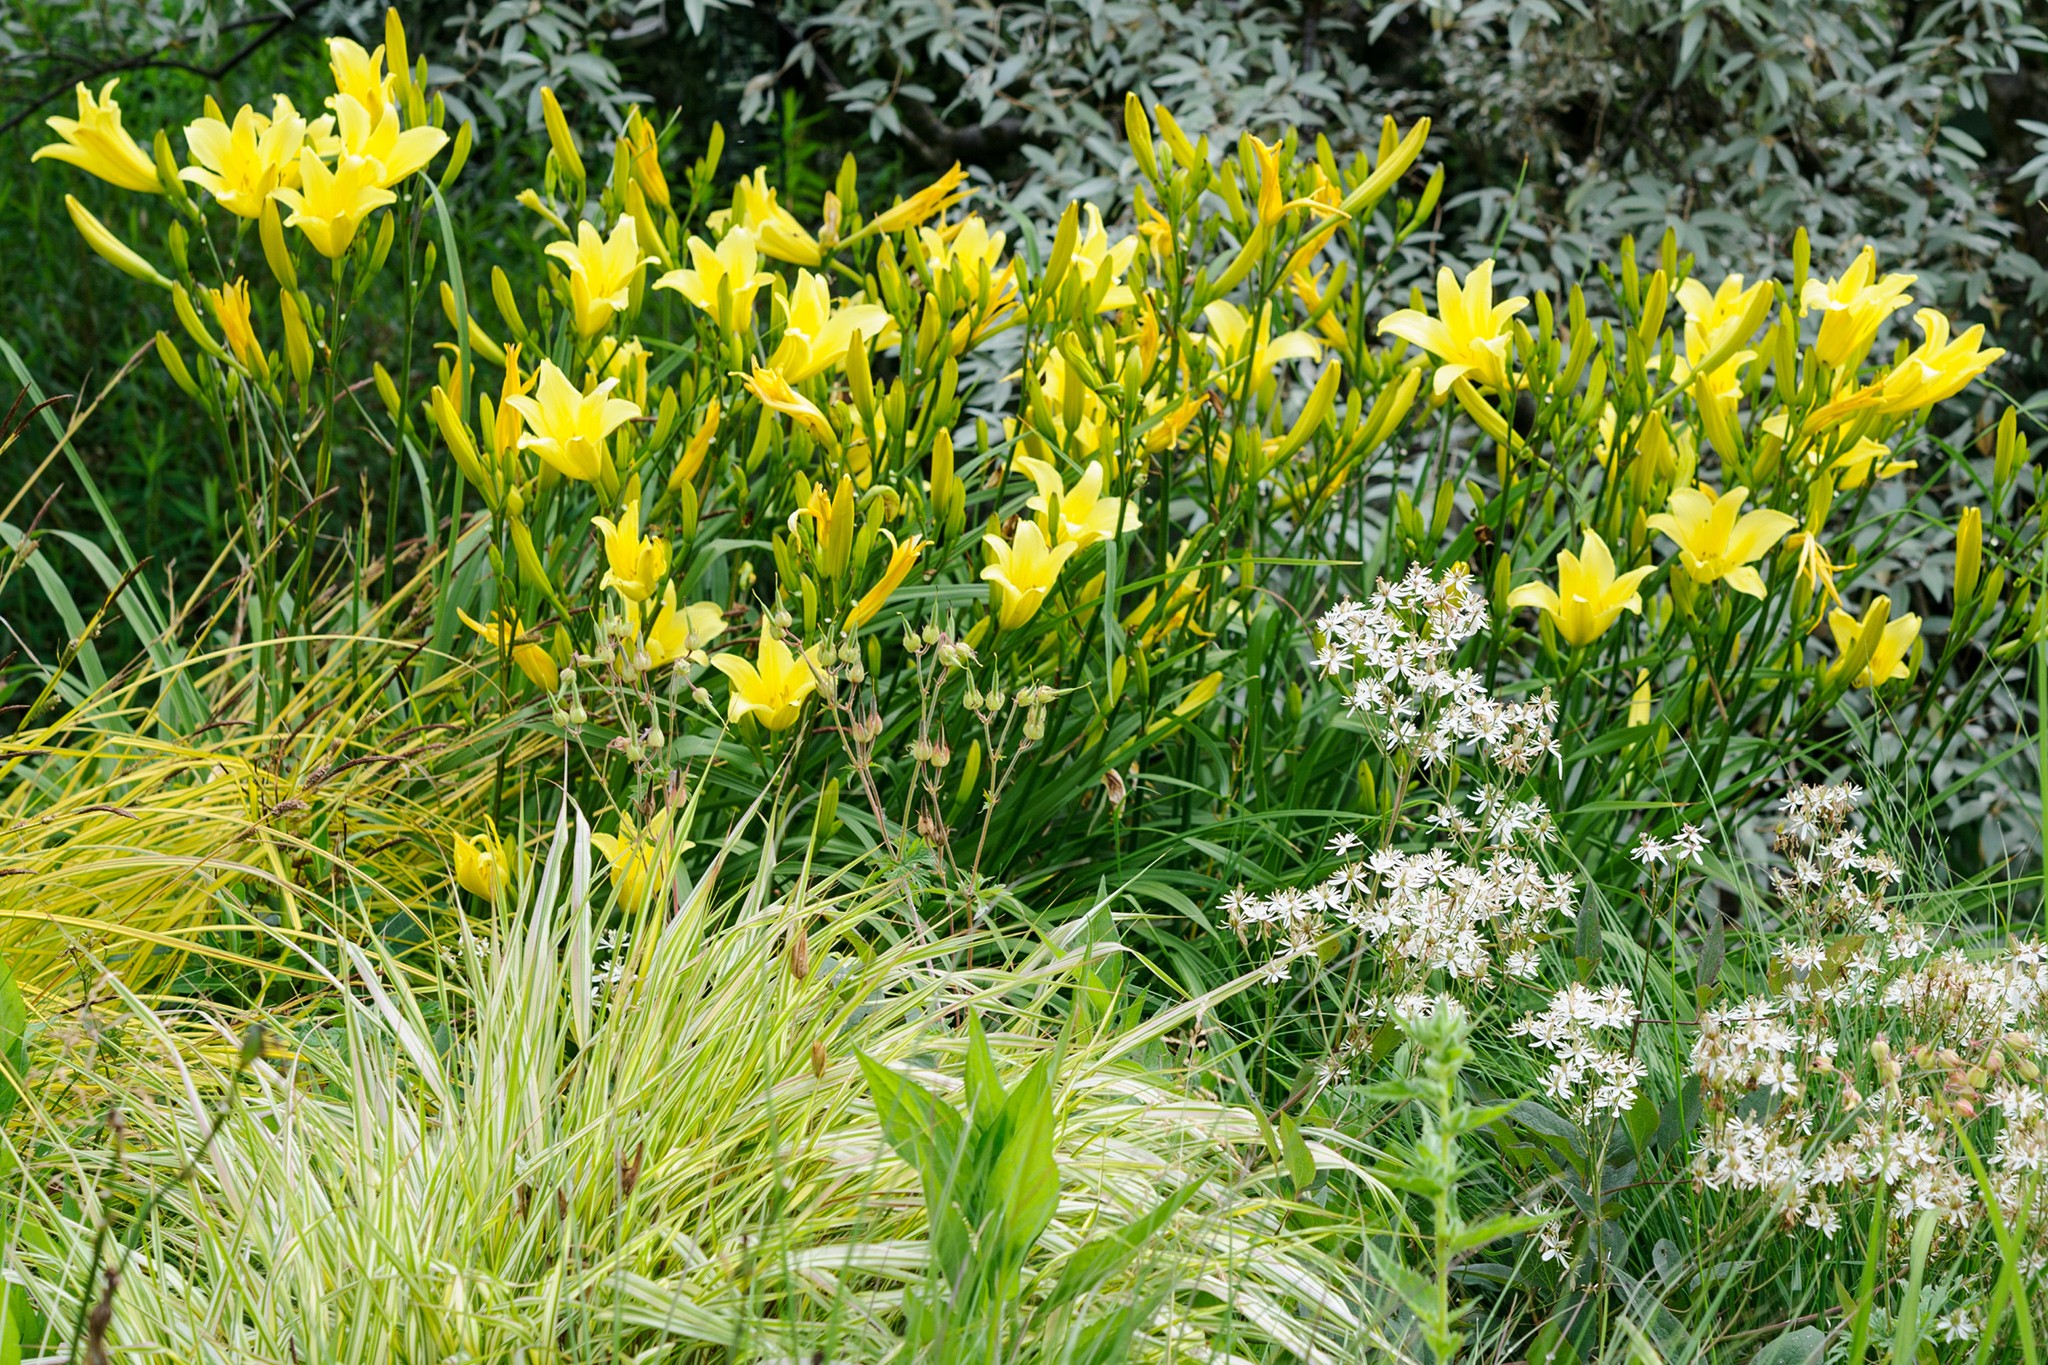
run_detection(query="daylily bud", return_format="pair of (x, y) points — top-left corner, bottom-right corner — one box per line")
(65, 195), (171, 289)
(1954, 507), (1982, 607)
(539, 87), (585, 184)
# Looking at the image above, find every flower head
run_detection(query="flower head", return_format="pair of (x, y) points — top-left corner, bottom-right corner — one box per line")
(1828, 436), (1915, 490)
(1828, 596), (1921, 689)
(206, 278), (264, 369)
(457, 608), (559, 689)
(765, 270), (893, 381)
(1377, 260), (1526, 397)
(1647, 485), (1797, 599)
(632, 584), (725, 669)
(1202, 299), (1322, 398)
(868, 163), (970, 235)
(709, 633), (824, 731)
(591, 497), (670, 603)
(327, 36), (395, 114)
(271, 148), (395, 258)
(546, 217), (652, 338)
(1069, 204), (1139, 311)
(1013, 457), (1139, 549)
(590, 808), (686, 914)
(1873, 309), (2002, 415)
(740, 366), (835, 446)
(982, 520), (1078, 630)
(329, 94), (447, 188)
(1801, 246), (1915, 368)
(179, 96), (320, 218)
(34, 80), (162, 194)
(504, 359), (640, 482)
(655, 228), (775, 331)
(1507, 528), (1654, 646)
(847, 531), (926, 628)
(453, 826), (508, 899)
(721, 168), (819, 265)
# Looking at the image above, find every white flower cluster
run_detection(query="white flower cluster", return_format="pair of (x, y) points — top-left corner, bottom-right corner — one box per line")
(1224, 790), (1577, 987)
(1316, 564), (1560, 775)
(1514, 982), (1647, 1122)
(1225, 567), (1579, 999)
(1685, 785), (2048, 1248)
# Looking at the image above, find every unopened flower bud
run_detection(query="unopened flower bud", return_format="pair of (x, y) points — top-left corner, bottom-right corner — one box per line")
(692, 686), (713, 707)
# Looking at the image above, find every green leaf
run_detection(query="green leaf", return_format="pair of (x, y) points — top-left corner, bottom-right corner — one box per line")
(988, 1057), (1059, 1271)
(1447, 1210), (1550, 1256)
(1750, 1325), (1826, 1365)
(1278, 1112), (1317, 1193)
(1041, 1181), (1200, 1310)
(0, 957), (25, 1121)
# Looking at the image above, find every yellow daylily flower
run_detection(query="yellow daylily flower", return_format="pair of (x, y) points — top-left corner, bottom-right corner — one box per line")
(1013, 457), (1139, 549)
(457, 608), (559, 689)
(330, 94), (447, 188)
(766, 270), (894, 381)
(1376, 259), (1526, 396)
(34, 79), (161, 194)
(327, 36), (395, 114)
(1872, 308), (2003, 415)
(1507, 527), (1655, 646)
(867, 162), (971, 235)
(591, 497), (670, 603)
(1828, 436), (1915, 489)
(632, 584), (726, 670)
(271, 148), (395, 258)
(1646, 485), (1797, 599)
(1801, 246), (1915, 369)
(206, 279), (264, 370)
(982, 520), (1079, 630)
(654, 228), (775, 331)
(1202, 299), (1323, 400)
(847, 531), (926, 628)
(546, 216), (652, 338)
(720, 168), (820, 265)
(740, 366), (836, 446)
(1070, 204), (1139, 311)
(179, 96), (319, 218)
(452, 826), (509, 899)
(1828, 596), (1921, 688)
(504, 359), (641, 482)
(590, 808), (687, 914)
(709, 633), (824, 731)
(1676, 274), (1770, 342)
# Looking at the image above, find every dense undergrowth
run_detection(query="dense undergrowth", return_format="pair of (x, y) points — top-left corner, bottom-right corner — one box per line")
(2, 9), (2047, 1361)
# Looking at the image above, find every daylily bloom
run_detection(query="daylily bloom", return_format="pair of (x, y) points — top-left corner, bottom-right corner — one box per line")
(982, 520), (1078, 630)
(1872, 309), (2003, 415)
(1202, 299), (1322, 401)
(457, 608), (559, 689)
(655, 228), (775, 331)
(740, 367), (835, 446)
(1828, 596), (1921, 688)
(452, 826), (509, 899)
(179, 96), (320, 217)
(710, 633), (824, 731)
(591, 497), (670, 603)
(1507, 528), (1654, 646)
(504, 359), (641, 482)
(1070, 204), (1139, 311)
(327, 36), (395, 114)
(847, 531), (926, 628)
(272, 148), (395, 258)
(1377, 260), (1527, 396)
(1801, 246), (1915, 369)
(1013, 457), (1139, 549)
(1829, 436), (1916, 489)
(545, 217), (652, 338)
(1677, 274), (1770, 344)
(590, 808), (687, 914)
(720, 168), (820, 265)
(1647, 485), (1797, 599)
(765, 270), (893, 381)
(631, 584), (725, 669)
(867, 162), (970, 235)
(330, 94), (447, 188)
(34, 80), (161, 193)
(206, 279), (264, 370)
